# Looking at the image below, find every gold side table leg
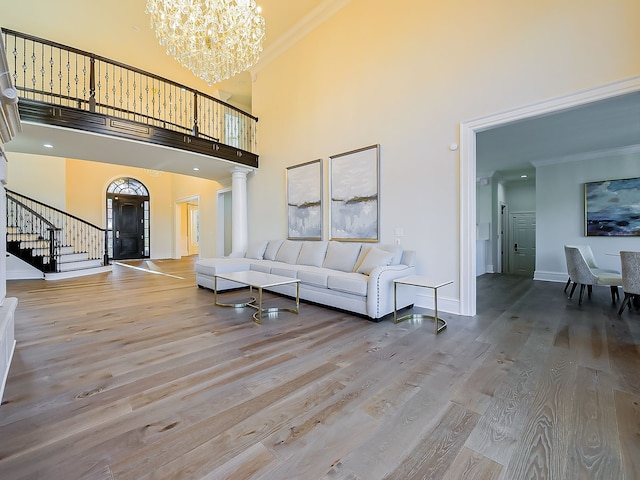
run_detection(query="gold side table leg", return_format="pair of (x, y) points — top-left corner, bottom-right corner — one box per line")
(433, 287), (447, 334)
(393, 282), (399, 323)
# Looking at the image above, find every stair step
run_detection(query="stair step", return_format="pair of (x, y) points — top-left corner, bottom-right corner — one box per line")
(19, 240), (50, 249)
(7, 233), (41, 242)
(58, 258), (103, 272)
(31, 246), (74, 256)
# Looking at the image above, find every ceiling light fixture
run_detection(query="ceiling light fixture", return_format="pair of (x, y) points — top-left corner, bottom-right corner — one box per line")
(43, 143), (53, 148)
(145, 0), (266, 85)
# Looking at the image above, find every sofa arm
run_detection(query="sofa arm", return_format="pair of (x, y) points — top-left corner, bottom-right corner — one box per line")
(366, 264), (417, 319)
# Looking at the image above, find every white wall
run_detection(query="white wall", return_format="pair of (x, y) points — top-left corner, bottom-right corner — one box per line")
(505, 180), (536, 213)
(6, 152), (66, 210)
(535, 151), (640, 281)
(251, 0), (640, 314)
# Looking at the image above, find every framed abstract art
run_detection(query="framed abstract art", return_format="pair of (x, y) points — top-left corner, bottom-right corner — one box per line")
(585, 176), (640, 236)
(286, 159), (323, 240)
(329, 144), (379, 241)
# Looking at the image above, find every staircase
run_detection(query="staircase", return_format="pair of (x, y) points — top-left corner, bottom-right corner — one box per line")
(6, 190), (111, 279)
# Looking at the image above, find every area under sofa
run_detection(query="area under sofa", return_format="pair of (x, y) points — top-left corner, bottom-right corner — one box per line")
(195, 239), (417, 321)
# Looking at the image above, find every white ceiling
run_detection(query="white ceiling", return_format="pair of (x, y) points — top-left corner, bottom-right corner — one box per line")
(477, 91), (640, 182)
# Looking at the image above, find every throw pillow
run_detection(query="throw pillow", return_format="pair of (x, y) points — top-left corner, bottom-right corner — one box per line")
(322, 241), (362, 272)
(297, 241), (328, 267)
(275, 240), (303, 264)
(245, 240), (268, 260)
(264, 239), (284, 260)
(356, 247), (394, 275)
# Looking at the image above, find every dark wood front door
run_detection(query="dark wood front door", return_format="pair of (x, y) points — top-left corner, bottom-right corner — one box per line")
(113, 196), (145, 260)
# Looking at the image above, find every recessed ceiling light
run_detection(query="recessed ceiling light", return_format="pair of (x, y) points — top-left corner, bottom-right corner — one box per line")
(193, 167), (200, 171)
(521, 174), (528, 178)
(43, 143), (53, 148)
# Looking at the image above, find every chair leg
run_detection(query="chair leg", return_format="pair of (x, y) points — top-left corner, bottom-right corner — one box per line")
(569, 282), (578, 299)
(610, 286), (619, 303)
(564, 277), (571, 293)
(618, 293), (632, 315)
(587, 285), (593, 299)
(579, 284), (585, 305)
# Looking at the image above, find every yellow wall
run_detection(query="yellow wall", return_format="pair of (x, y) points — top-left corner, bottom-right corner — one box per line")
(251, 0), (640, 307)
(7, 153), (222, 260)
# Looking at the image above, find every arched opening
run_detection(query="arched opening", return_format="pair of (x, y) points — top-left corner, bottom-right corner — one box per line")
(106, 178), (150, 260)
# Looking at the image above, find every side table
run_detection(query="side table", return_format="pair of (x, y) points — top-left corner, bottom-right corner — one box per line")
(393, 275), (452, 334)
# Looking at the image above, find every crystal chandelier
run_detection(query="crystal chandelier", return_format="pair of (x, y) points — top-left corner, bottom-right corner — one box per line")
(145, 0), (266, 85)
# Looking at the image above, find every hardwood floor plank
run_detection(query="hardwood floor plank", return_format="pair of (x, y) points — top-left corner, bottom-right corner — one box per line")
(563, 366), (621, 479)
(501, 345), (576, 479)
(464, 328), (552, 466)
(614, 389), (640, 480)
(382, 402), (479, 480)
(1, 263), (640, 479)
(441, 447), (503, 480)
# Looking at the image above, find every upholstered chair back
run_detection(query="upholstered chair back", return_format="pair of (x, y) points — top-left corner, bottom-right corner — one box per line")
(620, 251), (640, 295)
(564, 246), (598, 285)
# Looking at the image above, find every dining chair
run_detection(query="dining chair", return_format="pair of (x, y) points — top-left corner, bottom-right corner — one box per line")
(618, 251), (640, 315)
(564, 246), (622, 305)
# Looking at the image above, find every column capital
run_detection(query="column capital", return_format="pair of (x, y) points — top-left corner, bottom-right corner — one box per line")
(231, 167), (254, 179)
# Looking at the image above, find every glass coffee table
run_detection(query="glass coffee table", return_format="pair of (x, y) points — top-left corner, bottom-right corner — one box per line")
(393, 275), (452, 334)
(213, 270), (300, 324)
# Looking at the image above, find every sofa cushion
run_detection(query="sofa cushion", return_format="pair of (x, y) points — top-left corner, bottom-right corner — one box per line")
(323, 241), (362, 272)
(378, 243), (404, 265)
(245, 240), (268, 260)
(271, 267), (298, 278)
(195, 258), (250, 276)
(264, 239), (285, 260)
(356, 247), (395, 275)
(297, 266), (330, 288)
(327, 272), (368, 296)
(275, 240), (303, 264)
(297, 241), (328, 267)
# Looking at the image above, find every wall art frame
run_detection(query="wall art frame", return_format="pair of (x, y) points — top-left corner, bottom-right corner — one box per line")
(286, 159), (323, 240)
(329, 144), (379, 242)
(585, 176), (640, 236)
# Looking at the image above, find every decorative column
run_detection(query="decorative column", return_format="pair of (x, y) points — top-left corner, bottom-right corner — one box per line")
(231, 167), (251, 254)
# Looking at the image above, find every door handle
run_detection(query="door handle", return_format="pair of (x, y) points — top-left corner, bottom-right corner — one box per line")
(116, 230), (120, 239)
(514, 243), (518, 252)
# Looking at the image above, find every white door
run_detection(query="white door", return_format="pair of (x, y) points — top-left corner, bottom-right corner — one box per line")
(187, 203), (199, 256)
(509, 212), (536, 276)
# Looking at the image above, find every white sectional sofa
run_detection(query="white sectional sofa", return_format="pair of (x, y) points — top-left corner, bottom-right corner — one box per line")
(195, 239), (417, 321)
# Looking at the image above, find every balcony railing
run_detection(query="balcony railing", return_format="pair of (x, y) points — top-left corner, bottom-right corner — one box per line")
(1, 28), (258, 157)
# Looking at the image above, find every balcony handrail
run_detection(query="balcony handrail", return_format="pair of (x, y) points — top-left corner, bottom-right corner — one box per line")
(1, 27), (258, 121)
(2, 27), (259, 155)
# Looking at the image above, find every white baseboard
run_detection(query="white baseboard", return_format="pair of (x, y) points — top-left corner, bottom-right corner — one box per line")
(534, 270), (568, 283)
(415, 292), (461, 315)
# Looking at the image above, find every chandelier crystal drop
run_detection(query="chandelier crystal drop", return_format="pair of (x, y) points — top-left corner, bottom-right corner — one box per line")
(145, 0), (266, 85)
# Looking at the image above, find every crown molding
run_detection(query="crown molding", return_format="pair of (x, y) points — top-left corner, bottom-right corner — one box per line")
(531, 143), (640, 168)
(250, 0), (352, 75)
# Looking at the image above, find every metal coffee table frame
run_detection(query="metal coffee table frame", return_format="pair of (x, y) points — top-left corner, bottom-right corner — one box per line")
(213, 271), (300, 324)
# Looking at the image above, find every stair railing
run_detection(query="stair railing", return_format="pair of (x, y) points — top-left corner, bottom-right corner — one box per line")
(6, 195), (61, 272)
(6, 189), (109, 272)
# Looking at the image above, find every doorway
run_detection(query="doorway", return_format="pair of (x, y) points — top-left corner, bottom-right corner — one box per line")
(461, 77), (640, 316)
(175, 197), (200, 258)
(106, 178), (150, 260)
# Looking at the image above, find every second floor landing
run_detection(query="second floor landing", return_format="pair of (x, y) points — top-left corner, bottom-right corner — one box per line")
(2, 28), (259, 180)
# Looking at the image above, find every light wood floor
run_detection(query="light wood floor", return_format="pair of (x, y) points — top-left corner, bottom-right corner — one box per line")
(1, 258), (639, 479)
